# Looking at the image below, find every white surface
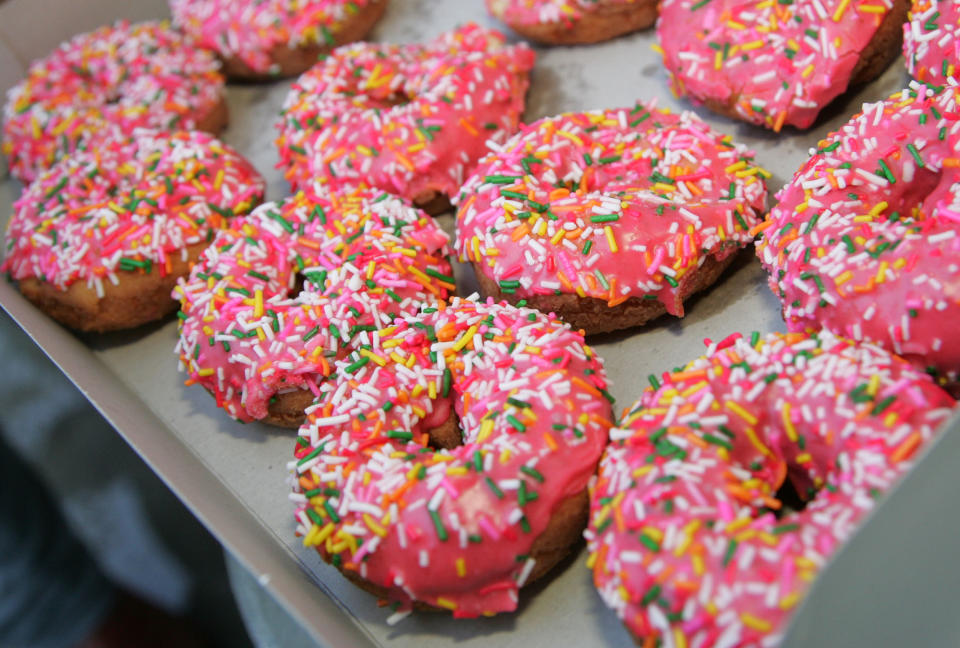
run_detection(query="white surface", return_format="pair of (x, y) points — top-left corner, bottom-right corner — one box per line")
(0, 0), (947, 646)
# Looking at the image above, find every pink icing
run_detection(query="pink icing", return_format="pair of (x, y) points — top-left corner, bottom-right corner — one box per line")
(175, 185), (454, 422)
(657, 0), (896, 130)
(587, 330), (955, 645)
(455, 103), (768, 314)
(758, 83), (960, 383)
(904, 0), (960, 84)
(275, 23), (535, 203)
(2, 21), (225, 183)
(3, 129), (264, 296)
(291, 296), (614, 616)
(169, 0), (383, 75)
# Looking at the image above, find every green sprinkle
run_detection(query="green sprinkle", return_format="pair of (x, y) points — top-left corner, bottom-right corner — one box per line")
(722, 539), (738, 566)
(638, 533), (660, 553)
(429, 510), (448, 541)
(520, 466), (545, 483)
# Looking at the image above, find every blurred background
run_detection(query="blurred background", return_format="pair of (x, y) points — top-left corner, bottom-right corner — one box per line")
(1, 1), (254, 645)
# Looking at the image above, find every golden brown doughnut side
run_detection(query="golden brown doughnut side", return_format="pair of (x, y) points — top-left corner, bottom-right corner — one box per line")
(219, 0), (389, 81)
(194, 95), (230, 135)
(472, 252), (739, 336)
(493, 1), (657, 45)
(17, 241), (210, 332)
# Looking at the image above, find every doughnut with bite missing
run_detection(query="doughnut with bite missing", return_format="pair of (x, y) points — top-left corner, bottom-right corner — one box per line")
(175, 185), (454, 427)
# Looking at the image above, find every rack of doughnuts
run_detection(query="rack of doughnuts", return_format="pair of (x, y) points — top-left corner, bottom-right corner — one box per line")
(1, 0), (958, 646)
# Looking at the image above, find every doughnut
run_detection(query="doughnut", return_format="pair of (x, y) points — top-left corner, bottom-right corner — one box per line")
(757, 83), (960, 385)
(586, 329), (954, 646)
(2, 20), (228, 184)
(904, 0), (960, 84)
(455, 103), (769, 335)
(169, 0), (389, 80)
(275, 23), (535, 215)
(656, 0), (910, 131)
(290, 296), (614, 617)
(486, 0), (657, 45)
(174, 185), (454, 427)
(2, 129), (264, 332)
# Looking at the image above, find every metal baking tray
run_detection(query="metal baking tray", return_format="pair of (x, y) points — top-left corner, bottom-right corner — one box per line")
(3, 1), (959, 646)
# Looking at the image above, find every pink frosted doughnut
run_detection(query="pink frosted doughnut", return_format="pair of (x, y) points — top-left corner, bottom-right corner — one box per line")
(290, 296), (614, 617)
(455, 102), (769, 335)
(174, 185), (454, 426)
(904, 0), (960, 84)
(758, 84), (960, 385)
(275, 23), (535, 214)
(2, 20), (227, 184)
(486, 0), (657, 44)
(657, 0), (909, 131)
(169, 0), (388, 79)
(587, 329), (954, 646)
(2, 129), (264, 332)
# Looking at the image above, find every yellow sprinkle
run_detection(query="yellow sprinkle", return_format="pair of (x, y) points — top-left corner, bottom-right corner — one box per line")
(641, 526), (664, 542)
(835, 270), (853, 286)
(477, 419), (495, 443)
(741, 613), (772, 632)
(782, 403), (798, 442)
(359, 349), (387, 366)
(364, 513), (387, 537)
(435, 598), (457, 610)
(651, 43), (664, 55)
(586, 551), (598, 569)
(673, 629), (688, 648)
(456, 558), (467, 577)
(197, 368), (215, 377)
(780, 592), (801, 609)
(604, 226), (618, 252)
(725, 400), (758, 425)
(254, 289), (264, 318)
(452, 325), (478, 352)
(875, 260), (889, 284)
(832, 0), (852, 20)
(724, 161), (747, 174)
(867, 374), (880, 397)
(868, 201), (889, 217)
(744, 426), (773, 457)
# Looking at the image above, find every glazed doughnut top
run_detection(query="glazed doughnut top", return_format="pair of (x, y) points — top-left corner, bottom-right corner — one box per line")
(276, 23), (535, 202)
(169, 0), (381, 75)
(657, 0), (899, 130)
(456, 103), (768, 311)
(758, 83), (960, 381)
(588, 329), (954, 646)
(3, 129), (264, 295)
(291, 297), (614, 617)
(2, 20), (225, 183)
